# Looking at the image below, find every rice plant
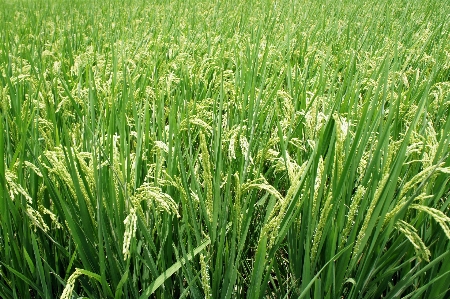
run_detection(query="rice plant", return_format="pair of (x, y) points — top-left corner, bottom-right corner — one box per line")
(1, 0), (449, 298)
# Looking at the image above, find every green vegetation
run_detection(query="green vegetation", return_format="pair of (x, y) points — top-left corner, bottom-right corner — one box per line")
(1, 0), (449, 297)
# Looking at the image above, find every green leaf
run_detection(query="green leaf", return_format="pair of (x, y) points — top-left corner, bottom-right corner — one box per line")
(139, 238), (210, 299)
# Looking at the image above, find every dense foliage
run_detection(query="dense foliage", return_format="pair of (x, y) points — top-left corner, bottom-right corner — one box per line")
(1, 0), (449, 298)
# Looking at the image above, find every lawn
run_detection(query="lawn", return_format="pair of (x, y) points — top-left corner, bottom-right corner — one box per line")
(0, 0), (449, 298)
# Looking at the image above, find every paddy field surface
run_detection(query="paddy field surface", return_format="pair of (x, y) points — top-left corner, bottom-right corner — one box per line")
(0, 0), (449, 298)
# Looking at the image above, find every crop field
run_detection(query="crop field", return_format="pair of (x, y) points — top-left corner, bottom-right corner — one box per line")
(1, 0), (450, 298)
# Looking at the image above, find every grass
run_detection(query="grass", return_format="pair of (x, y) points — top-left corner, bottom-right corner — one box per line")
(0, 0), (449, 298)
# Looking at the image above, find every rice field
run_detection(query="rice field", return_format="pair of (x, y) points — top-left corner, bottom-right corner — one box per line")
(1, 0), (450, 298)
